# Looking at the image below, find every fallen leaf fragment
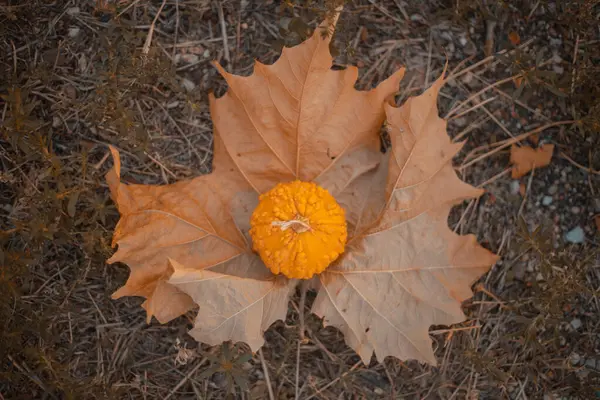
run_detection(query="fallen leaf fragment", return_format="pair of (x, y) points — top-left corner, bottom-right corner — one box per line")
(508, 31), (521, 46)
(594, 215), (600, 233)
(510, 144), (555, 178)
(513, 75), (524, 88)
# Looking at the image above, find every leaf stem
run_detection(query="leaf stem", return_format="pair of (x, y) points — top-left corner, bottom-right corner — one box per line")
(298, 279), (308, 341)
(295, 279), (309, 400)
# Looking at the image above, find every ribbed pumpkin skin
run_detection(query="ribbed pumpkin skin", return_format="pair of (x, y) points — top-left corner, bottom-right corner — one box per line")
(249, 181), (347, 279)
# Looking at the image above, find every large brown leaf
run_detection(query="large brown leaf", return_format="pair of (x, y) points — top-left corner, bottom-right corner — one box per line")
(210, 19), (404, 194)
(312, 76), (499, 365)
(106, 135), (257, 323)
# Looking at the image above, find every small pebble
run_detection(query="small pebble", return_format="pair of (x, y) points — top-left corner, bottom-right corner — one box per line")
(462, 72), (474, 85)
(526, 263), (534, 273)
(66, 7), (80, 16)
(548, 185), (558, 195)
(553, 64), (564, 74)
(570, 352), (581, 365)
(453, 117), (467, 127)
(374, 388), (384, 396)
(542, 196), (553, 206)
(181, 78), (196, 92)
(585, 359), (598, 369)
(571, 206), (580, 214)
(176, 54), (199, 64)
(458, 35), (468, 47)
(68, 27), (81, 38)
(440, 32), (453, 42)
(410, 14), (425, 23)
(570, 319), (582, 330)
(535, 272), (544, 281)
(565, 226), (585, 244)
(510, 180), (520, 195)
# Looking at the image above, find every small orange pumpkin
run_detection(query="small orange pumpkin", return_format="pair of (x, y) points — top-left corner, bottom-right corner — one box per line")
(249, 181), (347, 279)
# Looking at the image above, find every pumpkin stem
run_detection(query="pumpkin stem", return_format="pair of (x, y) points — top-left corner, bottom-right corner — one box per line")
(272, 219), (311, 233)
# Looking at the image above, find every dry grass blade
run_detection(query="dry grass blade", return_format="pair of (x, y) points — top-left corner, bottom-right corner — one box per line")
(460, 121), (575, 170)
(143, 0), (168, 57)
(259, 349), (275, 400)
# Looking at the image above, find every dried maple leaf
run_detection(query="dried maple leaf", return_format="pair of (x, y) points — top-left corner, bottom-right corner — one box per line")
(107, 12), (497, 365)
(510, 143), (555, 178)
(312, 76), (498, 364)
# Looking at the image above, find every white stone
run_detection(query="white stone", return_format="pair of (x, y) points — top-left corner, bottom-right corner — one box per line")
(565, 227), (585, 244)
(68, 27), (81, 38)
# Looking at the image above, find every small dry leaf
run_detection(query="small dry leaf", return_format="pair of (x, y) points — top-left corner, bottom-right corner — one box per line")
(107, 11), (497, 365)
(513, 76), (524, 88)
(510, 144), (555, 178)
(508, 31), (521, 46)
(594, 215), (600, 233)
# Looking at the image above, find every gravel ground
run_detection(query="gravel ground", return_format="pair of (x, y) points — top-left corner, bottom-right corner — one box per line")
(1, 1), (599, 399)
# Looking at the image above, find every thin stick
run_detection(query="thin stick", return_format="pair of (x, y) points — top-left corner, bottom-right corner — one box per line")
(259, 349), (275, 400)
(448, 96), (496, 121)
(171, 0), (180, 64)
(295, 340), (301, 400)
(218, 1), (230, 63)
(366, 0), (403, 23)
(560, 151), (600, 175)
(484, 19), (497, 57)
(425, 31), (433, 87)
(10, 40), (17, 74)
(164, 358), (207, 400)
(453, 115), (490, 143)
(476, 168), (511, 188)
(449, 55), (475, 77)
(460, 121), (574, 170)
(481, 103), (516, 139)
(117, 0), (142, 17)
(142, 0), (167, 56)
(7, 355), (57, 399)
(453, 199), (475, 233)
(430, 325), (481, 335)
(447, 38), (535, 82)
(471, 73), (551, 122)
(445, 75), (518, 118)
(296, 280), (309, 399)
(305, 360), (362, 400)
(298, 280), (309, 341)
(518, 166), (535, 217)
